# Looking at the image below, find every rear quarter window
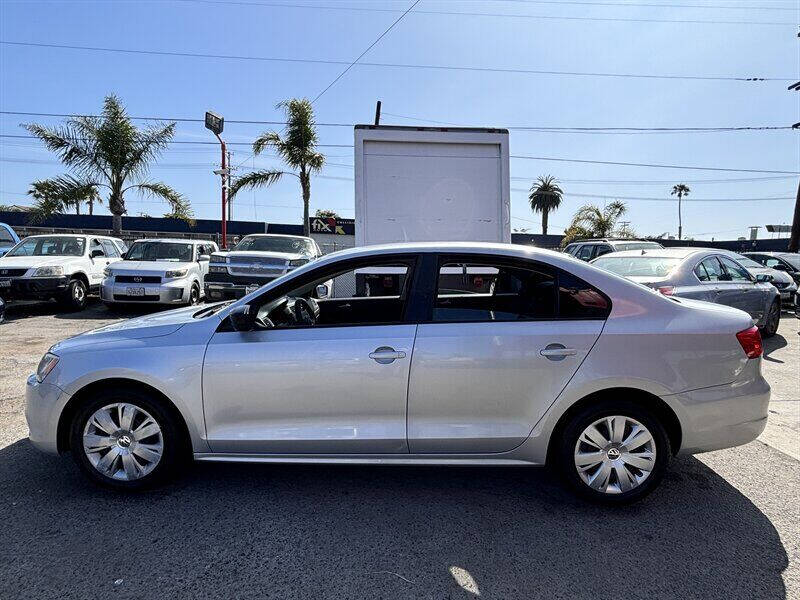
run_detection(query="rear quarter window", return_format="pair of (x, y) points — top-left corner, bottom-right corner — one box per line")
(558, 271), (611, 319)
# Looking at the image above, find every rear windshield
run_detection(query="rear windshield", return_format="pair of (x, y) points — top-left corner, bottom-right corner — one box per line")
(730, 255), (763, 269)
(0, 227), (16, 244)
(125, 241), (194, 262)
(613, 242), (663, 251)
(593, 256), (682, 278)
(782, 254), (800, 269)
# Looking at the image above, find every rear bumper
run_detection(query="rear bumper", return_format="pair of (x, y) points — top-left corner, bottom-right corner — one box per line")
(671, 363), (770, 455)
(0, 276), (69, 300)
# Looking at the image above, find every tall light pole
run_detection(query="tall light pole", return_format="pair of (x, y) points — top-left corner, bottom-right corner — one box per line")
(205, 111), (228, 248)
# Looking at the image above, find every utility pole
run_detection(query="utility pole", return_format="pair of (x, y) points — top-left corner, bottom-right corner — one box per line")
(226, 150), (234, 222)
(205, 111), (228, 248)
(789, 178), (800, 252)
(374, 100), (382, 126)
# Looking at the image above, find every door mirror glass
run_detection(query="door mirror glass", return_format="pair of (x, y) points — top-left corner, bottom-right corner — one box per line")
(228, 305), (255, 332)
(771, 263), (787, 271)
(756, 273), (773, 283)
(315, 283), (329, 299)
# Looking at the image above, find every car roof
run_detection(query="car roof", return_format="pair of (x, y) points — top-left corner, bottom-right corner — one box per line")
(592, 247), (713, 259)
(242, 233), (312, 240)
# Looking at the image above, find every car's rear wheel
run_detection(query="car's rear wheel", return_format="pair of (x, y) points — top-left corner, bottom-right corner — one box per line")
(70, 388), (185, 490)
(555, 400), (671, 504)
(760, 300), (780, 338)
(61, 278), (87, 311)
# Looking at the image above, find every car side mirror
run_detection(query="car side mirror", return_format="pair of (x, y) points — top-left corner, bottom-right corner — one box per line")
(198, 254), (210, 262)
(90, 249), (104, 258)
(315, 284), (329, 299)
(756, 273), (773, 283)
(121, 251), (128, 259)
(228, 305), (255, 332)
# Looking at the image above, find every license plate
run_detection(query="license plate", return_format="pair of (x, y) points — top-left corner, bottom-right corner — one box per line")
(126, 287), (146, 296)
(0, 279), (10, 288)
(246, 284), (260, 294)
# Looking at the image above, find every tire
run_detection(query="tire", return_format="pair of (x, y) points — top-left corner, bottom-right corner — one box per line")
(554, 399), (671, 505)
(69, 387), (186, 491)
(760, 300), (780, 338)
(188, 283), (200, 306)
(61, 278), (88, 311)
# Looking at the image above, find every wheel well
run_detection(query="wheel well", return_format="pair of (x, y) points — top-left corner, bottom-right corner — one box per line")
(546, 387), (682, 464)
(57, 378), (192, 455)
(70, 272), (89, 287)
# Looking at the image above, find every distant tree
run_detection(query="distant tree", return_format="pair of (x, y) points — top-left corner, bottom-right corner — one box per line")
(561, 201), (629, 246)
(23, 94), (189, 233)
(229, 99), (325, 237)
(27, 176), (101, 220)
(314, 209), (340, 219)
(670, 183), (690, 240)
(528, 175), (563, 235)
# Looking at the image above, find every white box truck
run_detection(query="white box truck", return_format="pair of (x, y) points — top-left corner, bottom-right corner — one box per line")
(354, 125), (511, 247)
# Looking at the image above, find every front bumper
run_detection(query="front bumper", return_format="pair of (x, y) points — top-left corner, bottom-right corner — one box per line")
(25, 374), (69, 455)
(0, 276), (69, 300)
(204, 272), (277, 301)
(101, 278), (188, 304)
(672, 362), (770, 455)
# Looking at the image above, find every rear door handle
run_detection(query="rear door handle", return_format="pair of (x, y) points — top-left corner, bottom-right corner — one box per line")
(369, 346), (406, 364)
(540, 344), (577, 361)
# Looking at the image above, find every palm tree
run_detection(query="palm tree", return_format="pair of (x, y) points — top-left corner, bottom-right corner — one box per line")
(229, 99), (325, 237)
(670, 183), (690, 240)
(561, 201), (629, 246)
(23, 94), (189, 233)
(528, 175), (563, 235)
(28, 176), (102, 218)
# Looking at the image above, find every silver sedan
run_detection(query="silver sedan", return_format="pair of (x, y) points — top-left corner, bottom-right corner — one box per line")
(592, 247), (781, 337)
(25, 242), (769, 503)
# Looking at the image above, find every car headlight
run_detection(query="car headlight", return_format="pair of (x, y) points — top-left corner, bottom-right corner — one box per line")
(36, 352), (59, 383)
(164, 268), (188, 278)
(32, 266), (64, 278)
(288, 258), (309, 268)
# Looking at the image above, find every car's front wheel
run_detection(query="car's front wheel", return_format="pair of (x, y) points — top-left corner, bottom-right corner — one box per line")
(70, 388), (185, 490)
(61, 278), (87, 311)
(555, 400), (671, 504)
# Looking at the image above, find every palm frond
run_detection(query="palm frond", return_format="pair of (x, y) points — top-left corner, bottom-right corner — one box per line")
(229, 169), (284, 198)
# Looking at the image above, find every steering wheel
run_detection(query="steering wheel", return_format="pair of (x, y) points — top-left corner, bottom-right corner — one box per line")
(293, 297), (320, 326)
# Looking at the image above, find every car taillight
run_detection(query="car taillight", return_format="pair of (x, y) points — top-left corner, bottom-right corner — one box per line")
(657, 286), (675, 296)
(736, 326), (763, 359)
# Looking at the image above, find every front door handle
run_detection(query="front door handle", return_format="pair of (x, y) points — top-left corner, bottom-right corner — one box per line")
(369, 346), (406, 364)
(540, 344), (577, 361)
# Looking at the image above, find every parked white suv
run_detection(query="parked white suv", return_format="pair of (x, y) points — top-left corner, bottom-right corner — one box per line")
(101, 238), (218, 307)
(0, 234), (125, 310)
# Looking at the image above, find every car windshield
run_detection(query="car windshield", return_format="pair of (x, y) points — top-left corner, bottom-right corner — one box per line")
(234, 236), (315, 256)
(125, 241), (194, 262)
(731, 255), (764, 269)
(6, 236), (85, 257)
(593, 256), (682, 278)
(0, 227), (16, 244)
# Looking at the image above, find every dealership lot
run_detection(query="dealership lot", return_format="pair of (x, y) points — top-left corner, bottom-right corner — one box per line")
(0, 302), (798, 599)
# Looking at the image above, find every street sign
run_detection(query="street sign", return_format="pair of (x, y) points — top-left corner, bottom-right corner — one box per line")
(205, 111), (224, 135)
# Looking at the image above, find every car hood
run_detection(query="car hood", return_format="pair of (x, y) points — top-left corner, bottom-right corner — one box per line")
(745, 266), (793, 285)
(0, 255), (82, 269)
(110, 260), (194, 274)
(51, 304), (202, 353)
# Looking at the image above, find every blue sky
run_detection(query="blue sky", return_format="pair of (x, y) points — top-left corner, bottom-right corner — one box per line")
(0, 0), (798, 240)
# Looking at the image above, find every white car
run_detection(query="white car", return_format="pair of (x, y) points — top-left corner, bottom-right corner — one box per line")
(205, 234), (322, 301)
(0, 234), (125, 310)
(101, 239), (218, 306)
(26, 242), (769, 503)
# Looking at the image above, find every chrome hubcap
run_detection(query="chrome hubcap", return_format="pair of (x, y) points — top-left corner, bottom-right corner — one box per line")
(74, 285), (84, 301)
(574, 415), (656, 494)
(82, 403), (163, 481)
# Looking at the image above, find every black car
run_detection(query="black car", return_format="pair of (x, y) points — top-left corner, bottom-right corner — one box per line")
(744, 252), (800, 285)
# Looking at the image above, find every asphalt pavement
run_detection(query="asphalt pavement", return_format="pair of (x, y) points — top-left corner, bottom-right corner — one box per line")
(0, 300), (798, 599)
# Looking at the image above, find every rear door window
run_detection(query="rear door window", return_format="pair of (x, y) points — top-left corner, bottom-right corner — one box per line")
(577, 245), (594, 261)
(101, 240), (120, 258)
(719, 256), (752, 282)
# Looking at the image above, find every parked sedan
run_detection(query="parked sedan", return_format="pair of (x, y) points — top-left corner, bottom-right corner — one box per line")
(592, 248), (781, 337)
(744, 252), (800, 286)
(26, 242), (769, 504)
(725, 252), (796, 306)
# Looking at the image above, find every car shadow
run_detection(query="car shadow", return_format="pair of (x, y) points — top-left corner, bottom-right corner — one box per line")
(2, 299), (175, 322)
(763, 332), (788, 363)
(0, 439), (788, 600)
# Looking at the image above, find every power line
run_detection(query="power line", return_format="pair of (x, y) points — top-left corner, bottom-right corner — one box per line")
(0, 133), (351, 148)
(311, 0), (420, 103)
(510, 187), (795, 201)
(175, 0), (792, 26)
(1, 110), (792, 134)
(484, 0), (796, 9)
(1, 41), (790, 82)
